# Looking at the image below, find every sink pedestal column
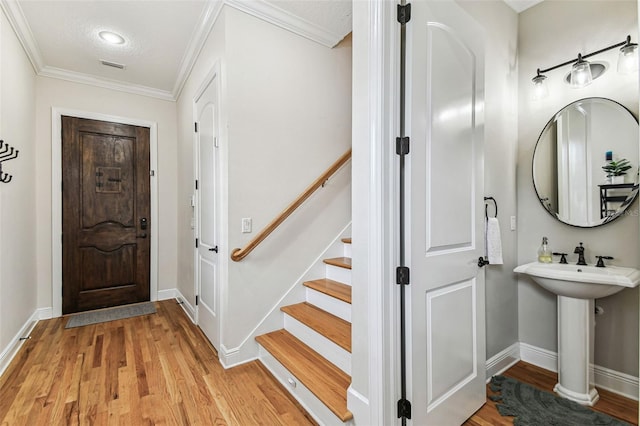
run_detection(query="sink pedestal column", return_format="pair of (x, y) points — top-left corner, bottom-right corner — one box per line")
(554, 296), (599, 406)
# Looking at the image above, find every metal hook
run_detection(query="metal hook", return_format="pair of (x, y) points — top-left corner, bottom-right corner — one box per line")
(0, 172), (12, 183)
(0, 148), (18, 162)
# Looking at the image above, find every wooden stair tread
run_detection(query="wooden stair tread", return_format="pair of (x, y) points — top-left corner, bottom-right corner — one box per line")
(341, 237), (352, 244)
(281, 302), (351, 352)
(256, 330), (353, 422)
(304, 279), (352, 304)
(323, 257), (352, 269)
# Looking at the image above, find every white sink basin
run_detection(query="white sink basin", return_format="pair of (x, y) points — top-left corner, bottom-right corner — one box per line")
(514, 262), (640, 299)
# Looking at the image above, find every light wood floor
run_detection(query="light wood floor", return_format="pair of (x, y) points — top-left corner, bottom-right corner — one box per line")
(0, 300), (316, 425)
(1, 300), (637, 425)
(465, 361), (638, 425)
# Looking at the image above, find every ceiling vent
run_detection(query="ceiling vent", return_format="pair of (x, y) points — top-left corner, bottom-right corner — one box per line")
(100, 59), (126, 70)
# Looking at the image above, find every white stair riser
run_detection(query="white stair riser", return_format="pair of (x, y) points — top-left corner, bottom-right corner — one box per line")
(306, 288), (351, 323)
(343, 243), (351, 258)
(283, 314), (351, 376)
(258, 346), (354, 426)
(326, 264), (351, 286)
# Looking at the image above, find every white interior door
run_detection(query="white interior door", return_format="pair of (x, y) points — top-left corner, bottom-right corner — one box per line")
(407, 1), (486, 424)
(195, 74), (220, 350)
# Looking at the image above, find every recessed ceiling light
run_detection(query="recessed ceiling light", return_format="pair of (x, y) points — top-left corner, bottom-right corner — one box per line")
(98, 31), (125, 45)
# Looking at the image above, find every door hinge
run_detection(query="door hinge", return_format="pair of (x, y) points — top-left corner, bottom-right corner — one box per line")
(194, 122), (198, 133)
(396, 137), (410, 155)
(195, 295), (199, 306)
(397, 3), (411, 25)
(397, 398), (412, 419)
(396, 266), (410, 285)
(214, 137), (219, 148)
(195, 180), (198, 190)
(195, 238), (199, 248)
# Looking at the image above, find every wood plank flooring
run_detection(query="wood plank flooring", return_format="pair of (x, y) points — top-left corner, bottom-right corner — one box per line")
(1, 300), (637, 425)
(465, 361), (638, 425)
(0, 300), (316, 425)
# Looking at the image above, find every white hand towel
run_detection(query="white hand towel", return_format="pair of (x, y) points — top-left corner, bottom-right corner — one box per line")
(486, 217), (503, 265)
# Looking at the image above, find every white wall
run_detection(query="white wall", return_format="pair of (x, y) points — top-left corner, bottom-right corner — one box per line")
(518, 0), (639, 376)
(458, 0), (520, 361)
(34, 77), (179, 309)
(0, 10), (37, 353)
(176, 5), (352, 360)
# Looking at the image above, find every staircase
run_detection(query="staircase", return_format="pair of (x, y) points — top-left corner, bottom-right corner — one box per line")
(256, 237), (353, 424)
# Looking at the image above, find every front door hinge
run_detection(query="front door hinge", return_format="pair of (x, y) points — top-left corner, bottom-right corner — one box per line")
(397, 398), (412, 419)
(396, 137), (410, 155)
(396, 266), (410, 285)
(195, 238), (199, 248)
(195, 295), (199, 306)
(194, 122), (198, 133)
(397, 3), (411, 25)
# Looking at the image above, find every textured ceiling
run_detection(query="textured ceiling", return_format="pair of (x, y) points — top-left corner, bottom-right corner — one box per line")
(3, 0), (353, 100)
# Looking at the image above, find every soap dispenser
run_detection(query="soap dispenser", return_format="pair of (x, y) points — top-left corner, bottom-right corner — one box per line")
(538, 237), (552, 263)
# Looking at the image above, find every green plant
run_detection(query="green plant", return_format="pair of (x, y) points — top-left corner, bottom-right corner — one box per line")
(602, 158), (632, 177)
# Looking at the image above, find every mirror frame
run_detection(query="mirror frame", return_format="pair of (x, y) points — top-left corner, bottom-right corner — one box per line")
(532, 97), (639, 228)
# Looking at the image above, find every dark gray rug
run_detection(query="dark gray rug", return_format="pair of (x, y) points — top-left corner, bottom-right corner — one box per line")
(490, 375), (631, 426)
(65, 302), (156, 328)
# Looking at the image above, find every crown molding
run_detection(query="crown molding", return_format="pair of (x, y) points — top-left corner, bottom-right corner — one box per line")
(225, 0), (346, 49)
(39, 66), (175, 101)
(1, 0), (349, 102)
(0, 0), (44, 72)
(171, 0), (225, 100)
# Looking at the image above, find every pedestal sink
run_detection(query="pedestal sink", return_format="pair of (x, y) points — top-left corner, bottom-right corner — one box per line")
(514, 262), (640, 406)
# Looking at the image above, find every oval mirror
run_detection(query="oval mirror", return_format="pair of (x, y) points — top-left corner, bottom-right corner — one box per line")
(533, 98), (639, 227)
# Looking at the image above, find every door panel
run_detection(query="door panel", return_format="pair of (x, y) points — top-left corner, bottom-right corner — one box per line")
(62, 116), (150, 314)
(408, 1), (485, 424)
(195, 74), (220, 350)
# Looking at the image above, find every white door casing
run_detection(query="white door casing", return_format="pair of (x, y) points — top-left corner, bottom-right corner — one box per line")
(194, 69), (221, 350)
(407, 1), (486, 424)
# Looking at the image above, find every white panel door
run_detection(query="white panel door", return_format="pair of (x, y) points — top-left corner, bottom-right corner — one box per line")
(195, 74), (220, 350)
(407, 1), (486, 424)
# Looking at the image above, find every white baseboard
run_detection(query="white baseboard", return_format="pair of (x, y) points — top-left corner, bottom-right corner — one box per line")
(518, 342), (638, 401)
(173, 288), (196, 323)
(0, 308), (41, 378)
(36, 307), (53, 320)
(157, 288), (177, 301)
(519, 342), (558, 372)
(592, 364), (638, 400)
(485, 342), (520, 380)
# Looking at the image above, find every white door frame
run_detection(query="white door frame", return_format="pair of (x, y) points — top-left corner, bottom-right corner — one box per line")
(350, 0), (399, 424)
(51, 107), (159, 318)
(192, 62), (225, 344)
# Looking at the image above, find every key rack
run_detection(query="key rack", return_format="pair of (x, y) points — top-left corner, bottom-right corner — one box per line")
(0, 140), (19, 183)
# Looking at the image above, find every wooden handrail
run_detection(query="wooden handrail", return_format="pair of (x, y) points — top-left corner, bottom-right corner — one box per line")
(231, 149), (352, 262)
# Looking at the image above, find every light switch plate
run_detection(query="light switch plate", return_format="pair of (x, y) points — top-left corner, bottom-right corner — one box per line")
(242, 217), (252, 233)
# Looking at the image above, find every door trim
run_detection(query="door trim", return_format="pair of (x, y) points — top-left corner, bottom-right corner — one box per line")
(192, 62), (225, 346)
(51, 107), (159, 318)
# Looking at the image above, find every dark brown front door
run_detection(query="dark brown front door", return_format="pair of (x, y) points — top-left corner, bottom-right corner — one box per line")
(62, 116), (151, 314)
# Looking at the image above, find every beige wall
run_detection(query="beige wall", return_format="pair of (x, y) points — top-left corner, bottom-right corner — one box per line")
(34, 78), (179, 308)
(518, 0), (639, 375)
(0, 10), (37, 352)
(176, 5), (352, 359)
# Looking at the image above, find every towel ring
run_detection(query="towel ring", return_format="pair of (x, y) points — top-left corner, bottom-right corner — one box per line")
(484, 196), (497, 219)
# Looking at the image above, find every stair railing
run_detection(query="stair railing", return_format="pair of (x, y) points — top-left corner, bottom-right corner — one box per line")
(231, 149), (352, 262)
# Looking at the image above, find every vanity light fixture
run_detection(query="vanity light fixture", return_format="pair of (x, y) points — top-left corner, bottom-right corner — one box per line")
(532, 35), (638, 97)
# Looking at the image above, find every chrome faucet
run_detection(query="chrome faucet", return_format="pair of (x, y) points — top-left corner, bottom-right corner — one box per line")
(574, 242), (587, 265)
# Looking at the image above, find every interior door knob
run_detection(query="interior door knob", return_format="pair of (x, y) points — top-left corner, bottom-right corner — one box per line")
(209, 246), (218, 253)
